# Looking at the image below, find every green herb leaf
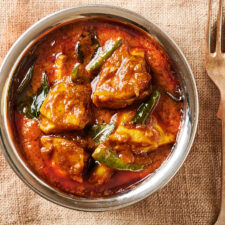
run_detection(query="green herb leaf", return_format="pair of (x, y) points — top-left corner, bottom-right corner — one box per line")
(92, 144), (145, 171)
(88, 123), (115, 144)
(86, 38), (122, 72)
(164, 90), (183, 102)
(18, 72), (49, 119)
(76, 31), (100, 64)
(71, 63), (80, 83)
(76, 41), (84, 63)
(132, 89), (161, 124)
(17, 62), (35, 94)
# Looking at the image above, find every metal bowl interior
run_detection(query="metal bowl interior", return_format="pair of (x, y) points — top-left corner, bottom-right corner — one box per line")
(0, 5), (199, 211)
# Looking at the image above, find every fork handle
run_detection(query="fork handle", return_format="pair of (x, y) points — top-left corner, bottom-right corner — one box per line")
(215, 99), (225, 225)
(217, 101), (222, 119)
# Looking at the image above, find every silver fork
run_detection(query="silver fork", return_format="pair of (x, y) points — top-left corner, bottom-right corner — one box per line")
(206, 0), (225, 224)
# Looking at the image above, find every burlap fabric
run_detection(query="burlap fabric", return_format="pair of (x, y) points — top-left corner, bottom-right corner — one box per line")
(0, 0), (221, 224)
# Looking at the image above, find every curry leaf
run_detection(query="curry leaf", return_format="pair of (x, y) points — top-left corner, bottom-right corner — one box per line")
(132, 89), (161, 124)
(29, 72), (49, 118)
(88, 123), (115, 144)
(17, 60), (36, 94)
(18, 72), (49, 119)
(92, 144), (145, 171)
(76, 31), (100, 64)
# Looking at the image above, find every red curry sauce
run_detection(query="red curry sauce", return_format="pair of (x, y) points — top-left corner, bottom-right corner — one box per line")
(12, 18), (183, 197)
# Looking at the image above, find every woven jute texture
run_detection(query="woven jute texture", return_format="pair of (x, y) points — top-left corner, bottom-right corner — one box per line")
(0, 0), (221, 224)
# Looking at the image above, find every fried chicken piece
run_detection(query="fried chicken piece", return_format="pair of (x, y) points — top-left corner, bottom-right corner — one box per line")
(40, 82), (91, 133)
(92, 45), (151, 109)
(107, 112), (175, 153)
(41, 136), (88, 182)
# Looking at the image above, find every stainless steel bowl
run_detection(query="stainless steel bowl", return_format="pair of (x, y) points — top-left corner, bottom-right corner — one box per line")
(0, 5), (199, 211)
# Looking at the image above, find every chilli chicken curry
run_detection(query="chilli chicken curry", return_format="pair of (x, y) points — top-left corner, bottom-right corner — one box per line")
(11, 18), (183, 197)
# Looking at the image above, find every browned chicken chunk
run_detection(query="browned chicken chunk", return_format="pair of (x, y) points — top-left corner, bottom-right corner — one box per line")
(107, 111), (175, 154)
(40, 82), (91, 133)
(92, 44), (151, 109)
(41, 136), (88, 182)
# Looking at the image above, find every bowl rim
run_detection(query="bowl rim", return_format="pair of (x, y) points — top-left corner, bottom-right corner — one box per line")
(0, 4), (199, 211)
